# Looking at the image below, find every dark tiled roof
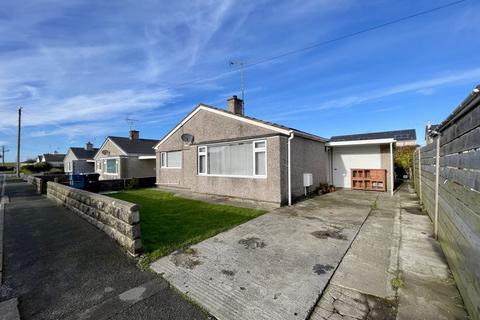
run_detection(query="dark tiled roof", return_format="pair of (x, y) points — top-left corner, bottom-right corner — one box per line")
(43, 153), (66, 162)
(109, 136), (157, 155)
(69, 147), (99, 160)
(201, 104), (328, 142)
(330, 129), (416, 142)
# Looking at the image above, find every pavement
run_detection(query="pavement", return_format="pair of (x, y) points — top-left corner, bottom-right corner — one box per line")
(0, 177), (208, 320)
(151, 190), (379, 320)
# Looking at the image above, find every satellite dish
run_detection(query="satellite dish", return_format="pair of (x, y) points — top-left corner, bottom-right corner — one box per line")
(181, 134), (194, 145)
(102, 150), (110, 155)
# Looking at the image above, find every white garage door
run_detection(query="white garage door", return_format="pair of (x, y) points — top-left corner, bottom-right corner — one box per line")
(332, 145), (382, 188)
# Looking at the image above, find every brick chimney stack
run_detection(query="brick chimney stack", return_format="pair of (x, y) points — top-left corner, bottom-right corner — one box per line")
(129, 130), (139, 140)
(85, 142), (93, 151)
(227, 95), (244, 116)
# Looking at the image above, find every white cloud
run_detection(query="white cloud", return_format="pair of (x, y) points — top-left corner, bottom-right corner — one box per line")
(259, 68), (480, 118)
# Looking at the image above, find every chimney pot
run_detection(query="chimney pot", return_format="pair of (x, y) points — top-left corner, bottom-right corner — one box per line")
(227, 95), (244, 116)
(129, 130), (139, 140)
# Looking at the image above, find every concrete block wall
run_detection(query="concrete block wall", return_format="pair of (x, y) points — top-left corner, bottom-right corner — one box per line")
(46, 182), (142, 255)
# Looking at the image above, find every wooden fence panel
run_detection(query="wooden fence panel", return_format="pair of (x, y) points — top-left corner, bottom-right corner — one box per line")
(413, 101), (480, 320)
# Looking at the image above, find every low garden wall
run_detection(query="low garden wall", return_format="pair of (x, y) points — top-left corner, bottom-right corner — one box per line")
(46, 181), (142, 255)
(26, 174), (69, 194)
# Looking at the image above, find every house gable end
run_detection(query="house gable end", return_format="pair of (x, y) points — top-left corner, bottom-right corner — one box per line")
(156, 105), (287, 150)
(94, 138), (127, 160)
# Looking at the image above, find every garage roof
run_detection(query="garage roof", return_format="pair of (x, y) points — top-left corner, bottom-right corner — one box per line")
(330, 129), (416, 142)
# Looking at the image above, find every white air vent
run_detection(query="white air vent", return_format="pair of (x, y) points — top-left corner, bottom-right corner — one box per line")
(303, 173), (313, 187)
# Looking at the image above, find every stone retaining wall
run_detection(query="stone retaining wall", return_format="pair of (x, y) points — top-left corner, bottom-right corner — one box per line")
(46, 181), (142, 255)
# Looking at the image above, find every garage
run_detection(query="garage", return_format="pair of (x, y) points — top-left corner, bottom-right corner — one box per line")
(326, 135), (406, 196)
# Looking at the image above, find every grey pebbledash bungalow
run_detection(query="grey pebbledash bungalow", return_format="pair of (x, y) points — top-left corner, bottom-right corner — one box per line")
(154, 96), (329, 207)
(94, 130), (157, 180)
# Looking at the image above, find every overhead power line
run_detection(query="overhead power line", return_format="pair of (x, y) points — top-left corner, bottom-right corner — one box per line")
(158, 0), (467, 92)
(246, 0), (468, 69)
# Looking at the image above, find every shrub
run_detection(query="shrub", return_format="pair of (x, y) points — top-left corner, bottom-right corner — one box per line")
(20, 162), (52, 173)
(395, 146), (416, 178)
(125, 177), (139, 190)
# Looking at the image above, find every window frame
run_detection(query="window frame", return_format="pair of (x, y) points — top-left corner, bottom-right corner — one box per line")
(105, 158), (119, 175)
(198, 146), (207, 175)
(160, 151), (182, 169)
(197, 139), (267, 178)
(253, 140), (267, 177)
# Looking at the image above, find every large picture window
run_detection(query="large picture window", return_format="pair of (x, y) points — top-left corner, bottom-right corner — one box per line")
(161, 151), (182, 168)
(198, 140), (266, 177)
(106, 159), (118, 174)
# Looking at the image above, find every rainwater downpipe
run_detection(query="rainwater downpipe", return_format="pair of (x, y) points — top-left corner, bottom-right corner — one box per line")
(288, 130), (294, 206)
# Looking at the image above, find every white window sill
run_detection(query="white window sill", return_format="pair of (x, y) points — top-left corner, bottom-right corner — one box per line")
(197, 174), (267, 179)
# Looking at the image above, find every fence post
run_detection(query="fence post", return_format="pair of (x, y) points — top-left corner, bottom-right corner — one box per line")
(412, 152), (416, 190)
(418, 148), (422, 204)
(434, 133), (441, 240)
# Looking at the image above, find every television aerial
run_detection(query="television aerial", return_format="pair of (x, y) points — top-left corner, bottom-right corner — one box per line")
(125, 117), (138, 130)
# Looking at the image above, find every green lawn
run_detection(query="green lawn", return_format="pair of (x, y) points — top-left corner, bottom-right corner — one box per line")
(108, 189), (265, 264)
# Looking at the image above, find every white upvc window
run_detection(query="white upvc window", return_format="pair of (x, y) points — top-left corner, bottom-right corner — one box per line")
(253, 140), (267, 177)
(96, 160), (102, 171)
(105, 159), (119, 174)
(197, 139), (267, 178)
(198, 146), (207, 175)
(160, 151), (182, 168)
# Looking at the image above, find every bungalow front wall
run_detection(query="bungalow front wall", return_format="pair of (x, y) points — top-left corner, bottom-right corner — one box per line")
(155, 107), (327, 206)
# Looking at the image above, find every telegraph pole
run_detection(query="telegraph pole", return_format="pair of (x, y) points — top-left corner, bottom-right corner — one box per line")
(1, 146), (9, 165)
(16, 107), (22, 177)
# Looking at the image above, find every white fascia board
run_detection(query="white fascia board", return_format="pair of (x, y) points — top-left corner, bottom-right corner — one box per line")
(154, 105), (291, 149)
(138, 155), (156, 160)
(326, 138), (396, 146)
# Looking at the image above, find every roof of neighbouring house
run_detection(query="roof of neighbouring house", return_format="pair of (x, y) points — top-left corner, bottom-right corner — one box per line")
(42, 153), (66, 162)
(108, 136), (158, 155)
(155, 103), (328, 147)
(69, 147), (99, 160)
(330, 129), (417, 142)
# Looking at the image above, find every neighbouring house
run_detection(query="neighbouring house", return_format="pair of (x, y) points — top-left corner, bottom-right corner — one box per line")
(154, 95), (329, 207)
(36, 151), (66, 168)
(326, 129), (417, 195)
(94, 130), (157, 180)
(425, 121), (439, 144)
(64, 142), (99, 174)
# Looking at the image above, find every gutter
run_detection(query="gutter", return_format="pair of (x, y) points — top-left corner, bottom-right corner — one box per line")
(288, 130), (294, 206)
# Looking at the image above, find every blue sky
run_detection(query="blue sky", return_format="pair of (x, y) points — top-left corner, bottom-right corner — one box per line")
(0, 0), (478, 161)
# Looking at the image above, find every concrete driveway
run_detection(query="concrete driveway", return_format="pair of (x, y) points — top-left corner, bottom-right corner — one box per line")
(151, 190), (379, 320)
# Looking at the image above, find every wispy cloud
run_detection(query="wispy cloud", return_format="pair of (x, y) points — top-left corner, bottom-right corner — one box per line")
(259, 68), (480, 119)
